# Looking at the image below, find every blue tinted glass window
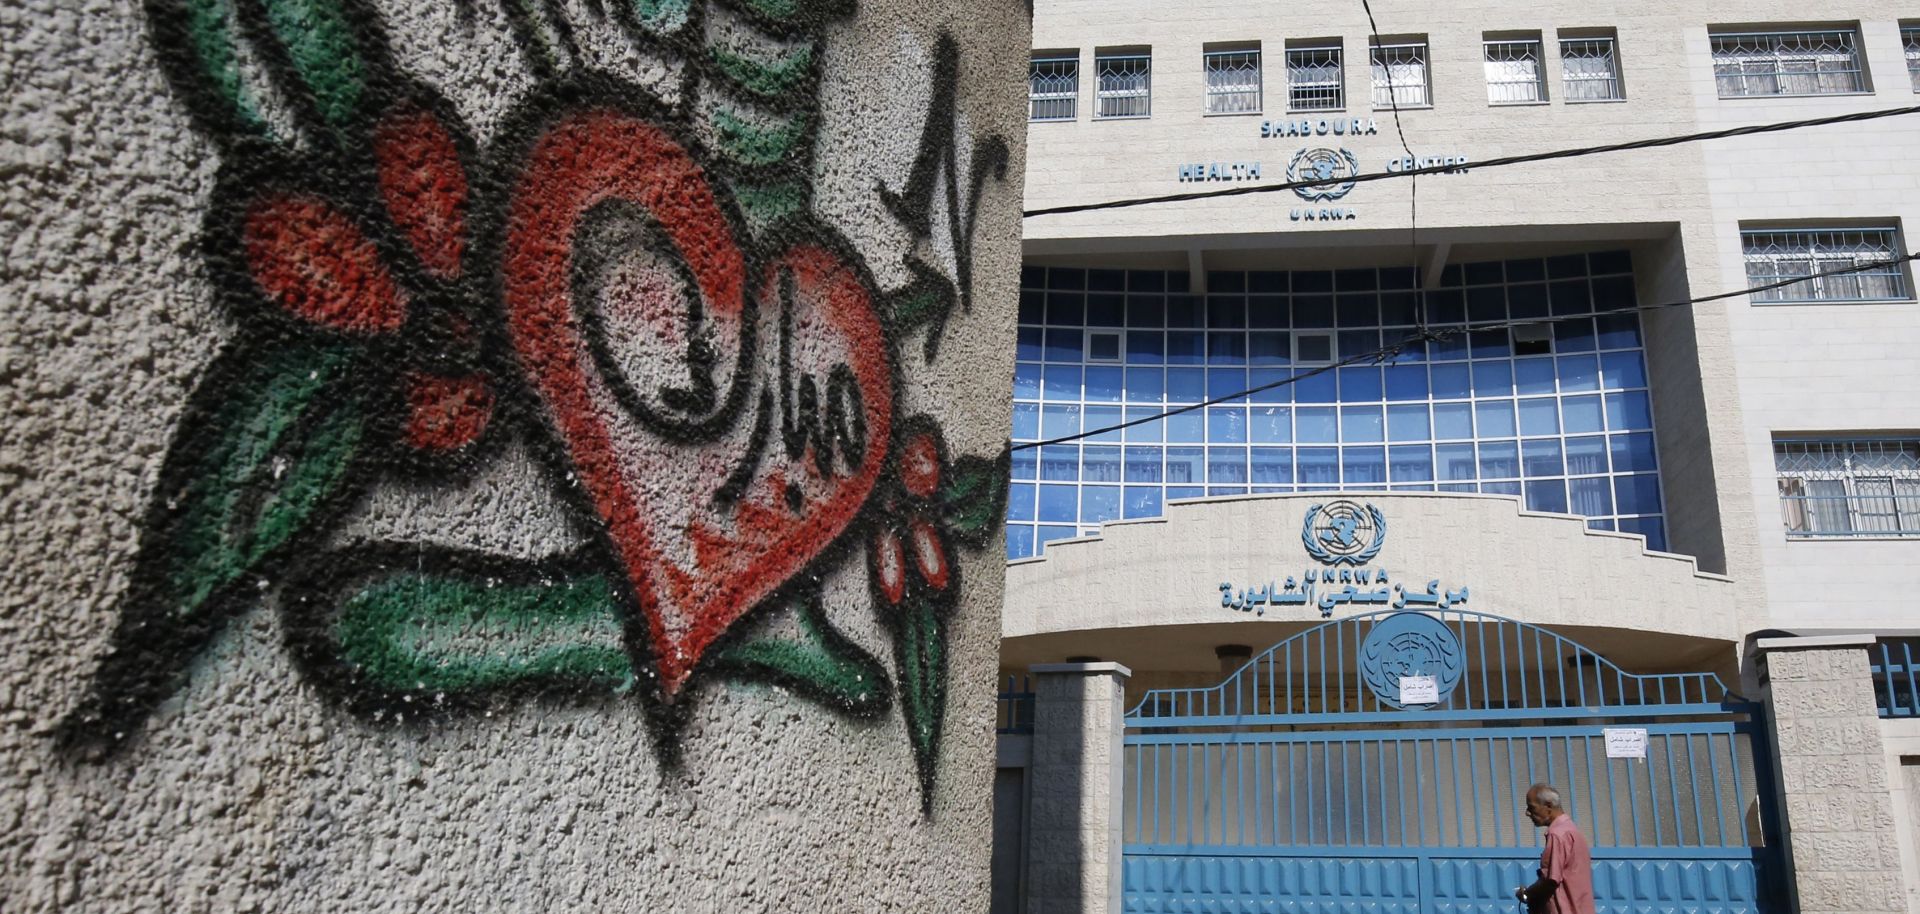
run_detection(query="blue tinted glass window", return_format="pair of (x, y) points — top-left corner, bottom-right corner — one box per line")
(1472, 360), (1514, 397)
(1125, 368), (1164, 402)
(1250, 295), (1288, 327)
(1249, 368), (1292, 404)
(1124, 407), (1164, 442)
(1007, 483), (1036, 521)
(1251, 448), (1293, 484)
(1293, 294), (1333, 327)
(1431, 363), (1472, 398)
(1387, 404), (1429, 441)
(1127, 331), (1165, 363)
(1297, 407), (1338, 443)
(1044, 327), (1082, 360)
(1037, 484), (1077, 522)
(1429, 332), (1470, 361)
(1605, 391), (1653, 429)
(1470, 329), (1510, 359)
(1011, 448), (1036, 480)
(1250, 332), (1290, 365)
(1565, 436), (1608, 475)
(1209, 332), (1247, 364)
(1167, 368), (1205, 402)
(1343, 447), (1387, 485)
(1042, 365), (1081, 400)
(1209, 407), (1248, 443)
(1127, 296), (1164, 328)
(1165, 447), (1204, 484)
(1125, 447), (1162, 482)
(1339, 367), (1384, 400)
(1041, 404), (1080, 439)
(1038, 525), (1078, 547)
(1167, 331), (1205, 364)
(1599, 351), (1646, 390)
(1595, 313), (1641, 349)
(1385, 365), (1429, 400)
(1522, 438), (1564, 477)
(1085, 366), (1123, 402)
(1165, 410), (1204, 442)
(1562, 396), (1604, 434)
(1123, 486), (1163, 519)
(1166, 486), (1204, 501)
(1339, 329), (1381, 360)
(1208, 367), (1249, 400)
(1514, 357), (1556, 395)
(1018, 289), (1044, 323)
(1082, 445), (1121, 482)
(1389, 444), (1433, 482)
(1479, 440), (1519, 478)
(1046, 292), (1083, 325)
(1568, 477), (1612, 515)
(1017, 327), (1043, 361)
(1557, 355), (1598, 392)
(1518, 398), (1560, 436)
(1208, 448), (1248, 483)
(1526, 479), (1568, 513)
(1298, 447), (1339, 484)
(1292, 368), (1337, 402)
(1082, 406), (1122, 442)
(1006, 524), (1034, 560)
(1012, 403), (1038, 441)
(1341, 405), (1384, 442)
(1483, 481), (1523, 496)
(1250, 406), (1291, 443)
(1554, 318), (1596, 353)
(1040, 445), (1077, 480)
(1436, 443), (1477, 481)
(1475, 400), (1516, 437)
(1618, 517), (1667, 552)
(1014, 363), (1041, 399)
(1615, 475), (1663, 515)
(1087, 330), (1121, 361)
(1433, 402), (1474, 439)
(1082, 486), (1121, 524)
(1610, 432), (1658, 472)
(1087, 293), (1124, 326)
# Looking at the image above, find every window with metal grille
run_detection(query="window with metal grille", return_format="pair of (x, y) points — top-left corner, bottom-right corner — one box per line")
(1484, 38), (1547, 103)
(1286, 43), (1343, 111)
(1029, 55), (1078, 121)
(1775, 438), (1920, 537)
(1871, 639), (1920, 718)
(1905, 25), (1920, 92)
(1711, 28), (1866, 97)
(1095, 52), (1151, 118)
(1560, 36), (1624, 101)
(1742, 227), (1909, 302)
(1370, 40), (1430, 108)
(1204, 49), (1262, 114)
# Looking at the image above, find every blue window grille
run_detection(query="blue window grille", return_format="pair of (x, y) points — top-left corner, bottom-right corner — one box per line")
(1743, 227), (1910, 303)
(1775, 437), (1920, 537)
(1009, 253), (1665, 558)
(1871, 640), (1920, 718)
(997, 676), (1035, 733)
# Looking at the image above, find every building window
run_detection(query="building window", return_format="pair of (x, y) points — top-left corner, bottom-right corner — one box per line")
(1029, 54), (1078, 121)
(1286, 41), (1344, 111)
(1095, 50), (1151, 118)
(1775, 438), (1920, 537)
(1742, 227), (1909, 302)
(1904, 25), (1920, 92)
(1484, 36), (1547, 104)
(1204, 46), (1262, 114)
(1370, 39), (1431, 108)
(1711, 27), (1866, 97)
(1560, 34), (1624, 101)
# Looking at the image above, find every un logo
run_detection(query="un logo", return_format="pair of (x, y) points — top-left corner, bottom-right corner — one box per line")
(1287, 147), (1359, 201)
(1301, 500), (1386, 566)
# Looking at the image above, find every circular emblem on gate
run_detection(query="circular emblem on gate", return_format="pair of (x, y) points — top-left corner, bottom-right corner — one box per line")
(1360, 612), (1465, 710)
(1301, 500), (1386, 566)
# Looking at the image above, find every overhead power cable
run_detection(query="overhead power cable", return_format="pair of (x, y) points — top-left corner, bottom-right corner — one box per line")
(1356, 0), (1426, 334)
(1023, 103), (1920, 218)
(1009, 249), (1920, 451)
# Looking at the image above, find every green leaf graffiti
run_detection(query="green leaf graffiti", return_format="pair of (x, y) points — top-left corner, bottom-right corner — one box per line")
(260, 0), (367, 128)
(712, 590), (891, 715)
(895, 590), (946, 811)
(938, 451), (1010, 546)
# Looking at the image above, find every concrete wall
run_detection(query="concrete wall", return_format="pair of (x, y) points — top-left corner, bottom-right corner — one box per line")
(1, 0), (1026, 910)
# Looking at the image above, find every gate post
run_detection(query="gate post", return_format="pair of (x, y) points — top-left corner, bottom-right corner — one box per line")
(1026, 662), (1132, 914)
(1757, 636), (1903, 914)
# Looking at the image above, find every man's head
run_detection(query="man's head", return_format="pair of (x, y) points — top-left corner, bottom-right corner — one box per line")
(1524, 783), (1564, 827)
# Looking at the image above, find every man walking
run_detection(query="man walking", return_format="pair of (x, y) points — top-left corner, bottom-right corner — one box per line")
(1514, 783), (1596, 914)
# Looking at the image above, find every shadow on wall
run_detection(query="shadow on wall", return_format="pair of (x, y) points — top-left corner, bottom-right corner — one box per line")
(56, 0), (1011, 811)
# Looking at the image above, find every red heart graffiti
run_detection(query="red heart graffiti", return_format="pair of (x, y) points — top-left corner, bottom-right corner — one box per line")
(501, 110), (895, 698)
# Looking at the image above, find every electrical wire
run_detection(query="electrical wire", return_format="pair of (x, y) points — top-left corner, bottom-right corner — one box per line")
(1009, 249), (1920, 451)
(1356, 0), (1425, 334)
(1022, 103), (1920, 218)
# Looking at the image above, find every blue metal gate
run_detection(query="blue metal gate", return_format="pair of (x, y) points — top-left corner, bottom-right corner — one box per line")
(1121, 610), (1784, 914)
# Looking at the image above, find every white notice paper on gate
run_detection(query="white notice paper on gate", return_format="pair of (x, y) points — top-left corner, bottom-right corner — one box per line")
(1398, 675), (1439, 705)
(1604, 727), (1649, 759)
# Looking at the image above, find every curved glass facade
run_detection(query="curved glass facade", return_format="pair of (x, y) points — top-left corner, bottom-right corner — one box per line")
(1007, 251), (1666, 559)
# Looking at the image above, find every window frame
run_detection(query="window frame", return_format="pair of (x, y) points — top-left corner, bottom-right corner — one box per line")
(1483, 36), (1549, 105)
(1741, 225), (1912, 304)
(1028, 53), (1080, 122)
(1559, 33), (1625, 102)
(1775, 437), (1920, 538)
(1710, 26), (1869, 98)
(1094, 50), (1153, 120)
(1904, 24), (1920, 93)
(1203, 46), (1263, 115)
(1369, 38), (1432, 110)
(1285, 41), (1345, 112)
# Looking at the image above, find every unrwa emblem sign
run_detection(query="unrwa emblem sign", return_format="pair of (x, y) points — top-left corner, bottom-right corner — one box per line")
(1301, 500), (1386, 566)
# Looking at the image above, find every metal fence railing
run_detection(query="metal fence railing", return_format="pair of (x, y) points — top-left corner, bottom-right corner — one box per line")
(997, 676), (1035, 734)
(1871, 639), (1920, 718)
(1712, 29), (1865, 97)
(1776, 438), (1920, 537)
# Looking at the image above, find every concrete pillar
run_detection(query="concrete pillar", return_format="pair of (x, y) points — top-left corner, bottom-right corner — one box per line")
(1760, 637), (1904, 914)
(1027, 662), (1132, 914)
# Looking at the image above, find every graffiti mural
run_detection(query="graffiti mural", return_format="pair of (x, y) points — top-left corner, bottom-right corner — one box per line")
(59, 0), (1009, 808)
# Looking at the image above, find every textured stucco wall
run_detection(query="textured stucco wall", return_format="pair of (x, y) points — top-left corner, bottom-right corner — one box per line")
(1, 0), (1025, 910)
